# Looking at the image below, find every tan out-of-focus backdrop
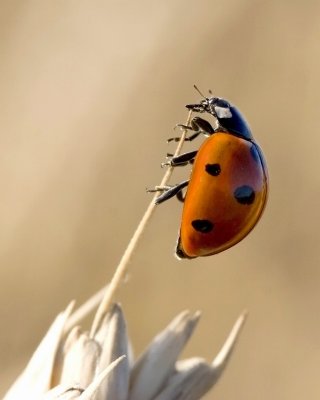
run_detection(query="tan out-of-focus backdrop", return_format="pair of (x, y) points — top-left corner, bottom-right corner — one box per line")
(1, 1), (320, 399)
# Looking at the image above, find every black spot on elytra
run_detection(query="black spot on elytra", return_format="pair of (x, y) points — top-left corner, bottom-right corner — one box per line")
(250, 144), (260, 163)
(234, 185), (255, 205)
(205, 163), (221, 176)
(192, 219), (214, 233)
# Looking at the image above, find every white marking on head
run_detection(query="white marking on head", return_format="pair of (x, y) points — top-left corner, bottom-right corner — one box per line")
(215, 106), (232, 119)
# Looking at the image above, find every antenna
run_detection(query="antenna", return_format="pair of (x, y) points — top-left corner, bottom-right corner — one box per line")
(193, 84), (207, 99)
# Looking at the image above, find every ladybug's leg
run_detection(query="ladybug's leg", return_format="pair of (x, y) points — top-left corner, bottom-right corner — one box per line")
(167, 116), (215, 142)
(186, 116), (215, 135)
(167, 130), (201, 143)
(161, 150), (198, 167)
(185, 103), (205, 113)
(147, 180), (189, 205)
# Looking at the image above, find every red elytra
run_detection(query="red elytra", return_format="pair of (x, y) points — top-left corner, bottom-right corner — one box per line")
(176, 131), (268, 258)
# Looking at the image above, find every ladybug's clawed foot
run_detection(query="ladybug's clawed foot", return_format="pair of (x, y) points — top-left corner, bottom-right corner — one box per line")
(167, 136), (183, 143)
(161, 160), (172, 168)
(167, 137), (181, 143)
(167, 124), (194, 143)
(152, 180), (189, 205)
(147, 180), (189, 204)
(174, 123), (193, 131)
(146, 185), (171, 194)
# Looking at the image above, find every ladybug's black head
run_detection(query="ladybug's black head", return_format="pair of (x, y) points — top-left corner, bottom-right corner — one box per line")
(186, 88), (253, 141)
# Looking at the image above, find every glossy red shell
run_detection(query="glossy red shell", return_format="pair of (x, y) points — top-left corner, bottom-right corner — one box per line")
(177, 131), (268, 258)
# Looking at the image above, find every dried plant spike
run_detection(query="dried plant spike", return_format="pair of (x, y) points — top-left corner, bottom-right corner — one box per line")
(80, 355), (126, 400)
(153, 312), (248, 400)
(128, 310), (200, 400)
(153, 357), (213, 400)
(95, 304), (130, 400)
(90, 110), (193, 337)
(212, 310), (248, 370)
(58, 332), (101, 388)
(44, 356), (126, 400)
(5, 300), (247, 400)
(4, 302), (75, 400)
(51, 326), (83, 387)
(44, 384), (83, 400)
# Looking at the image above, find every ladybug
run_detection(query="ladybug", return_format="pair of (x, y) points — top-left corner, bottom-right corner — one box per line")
(151, 88), (268, 259)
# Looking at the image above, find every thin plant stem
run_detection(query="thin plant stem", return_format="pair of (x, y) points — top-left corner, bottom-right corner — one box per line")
(86, 110), (193, 337)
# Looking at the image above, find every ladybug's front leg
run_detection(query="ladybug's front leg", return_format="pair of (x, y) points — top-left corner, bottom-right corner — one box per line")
(147, 180), (189, 204)
(185, 102), (205, 113)
(167, 116), (215, 143)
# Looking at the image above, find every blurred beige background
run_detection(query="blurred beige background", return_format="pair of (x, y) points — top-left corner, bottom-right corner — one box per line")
(1, 0), (320, 398)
